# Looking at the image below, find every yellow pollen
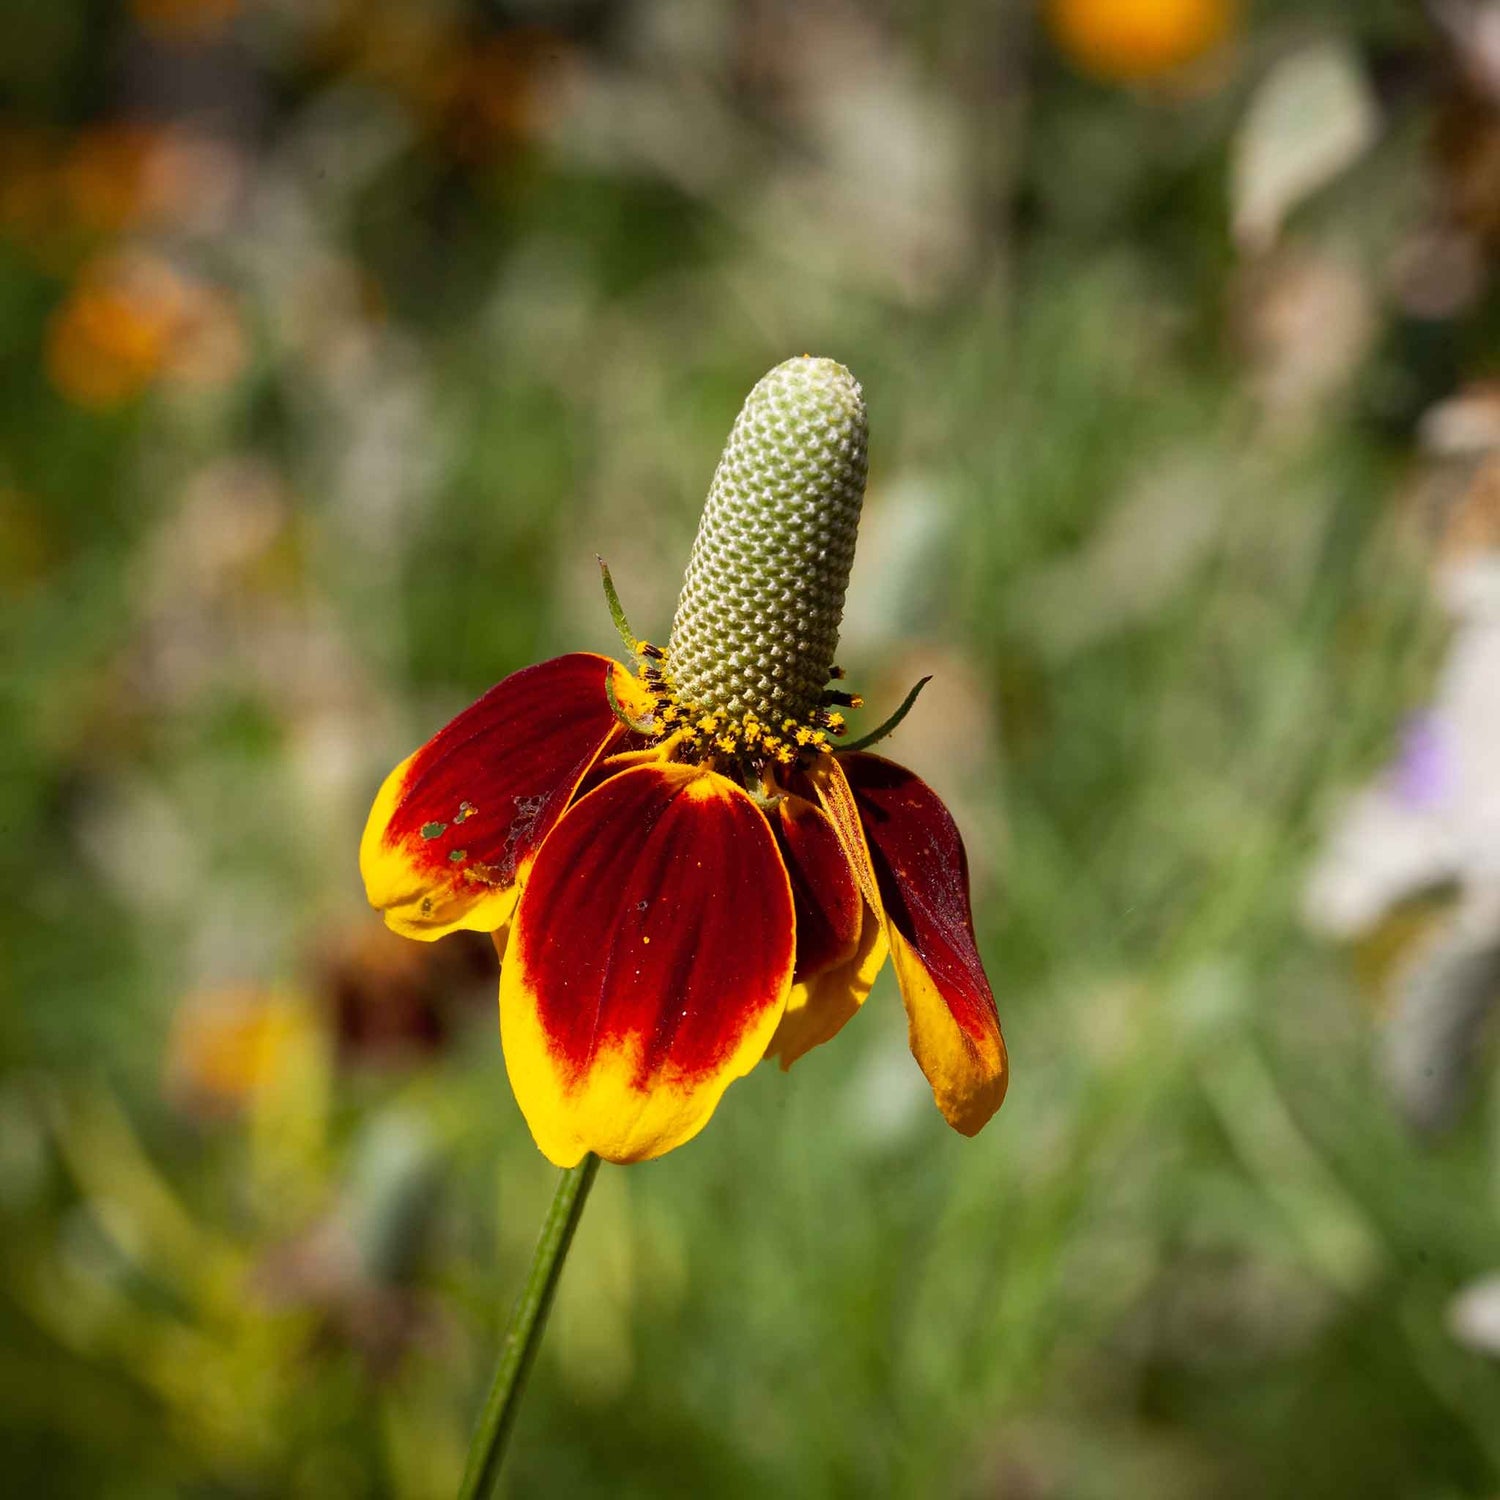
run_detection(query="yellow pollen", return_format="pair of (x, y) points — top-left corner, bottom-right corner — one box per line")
(627, 658), (863, 776)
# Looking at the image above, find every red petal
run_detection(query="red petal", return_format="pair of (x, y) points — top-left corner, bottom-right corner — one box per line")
(766, 899), (888, 1069)
(500, 763), (794, 1164)
(775, 790), (861, 981)
(839, 751), (1008, 1134)
(361, 654), (647, 940)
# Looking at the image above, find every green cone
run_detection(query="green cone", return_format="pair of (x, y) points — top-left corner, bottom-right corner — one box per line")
(667, 356), (868, 729)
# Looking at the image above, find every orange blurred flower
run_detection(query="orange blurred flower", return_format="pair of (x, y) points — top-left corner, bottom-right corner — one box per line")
(131, 0), (241, 43)
(0, 130), (72, 260)
(1047, 0), (1236, 83)
(45, 250), (246, 410)
(315, 3), (567, 160)
(0, 123), (240, 264)
(434, 28), (569, 161)
(62, 124), (162, 236)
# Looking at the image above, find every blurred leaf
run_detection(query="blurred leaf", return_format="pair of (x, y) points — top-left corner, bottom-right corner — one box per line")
(1232, 39), (1381, 252)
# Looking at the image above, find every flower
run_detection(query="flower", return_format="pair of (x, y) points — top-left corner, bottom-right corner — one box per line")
(1046, 0), (1235, 83)
(165, 985), (318, 1117)
(131, 0), (241, 43)
(45, 250), (246, 410)
(360, 357), (1008, 1165)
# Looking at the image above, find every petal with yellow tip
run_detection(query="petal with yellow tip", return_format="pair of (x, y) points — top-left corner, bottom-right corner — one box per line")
(839, 752), (1008, 1135)
(360, 654), (648, 940)
(766, 900), (888, 1069)
(500, 763), (794, 1165)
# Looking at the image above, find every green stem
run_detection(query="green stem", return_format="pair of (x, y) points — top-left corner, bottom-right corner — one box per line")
(458, 1154), (602, 1499)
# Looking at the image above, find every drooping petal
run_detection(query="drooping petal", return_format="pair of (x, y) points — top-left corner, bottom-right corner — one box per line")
(762, 784), (878, 1068)
(803, 752), (883, 913)
(766, 901), (888, 1069)
(775, 790), (862, 981)
(836, 752), (1008, 1135)
(500, 763), (794, 1165)
(361, 654), (650, 941)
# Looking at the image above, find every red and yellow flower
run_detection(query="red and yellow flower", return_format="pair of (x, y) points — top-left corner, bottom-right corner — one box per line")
(360, 357), (1008, 1165)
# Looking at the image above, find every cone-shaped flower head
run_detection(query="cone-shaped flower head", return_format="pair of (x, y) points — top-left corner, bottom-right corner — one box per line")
(360, 355), (1007, 1168)
(667, 356), (867, 733)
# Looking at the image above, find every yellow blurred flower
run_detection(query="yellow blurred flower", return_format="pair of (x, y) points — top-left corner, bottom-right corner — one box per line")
(1047, 0), (1236, 83)
(166, 986), (316, 1115)
(45, 250), (247, 410)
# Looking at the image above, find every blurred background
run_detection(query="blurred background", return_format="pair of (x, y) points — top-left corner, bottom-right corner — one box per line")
(3, 0), (1500, 1495)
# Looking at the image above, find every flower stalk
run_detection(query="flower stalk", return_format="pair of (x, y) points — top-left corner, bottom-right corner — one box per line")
(458, 1153), (602, 1499)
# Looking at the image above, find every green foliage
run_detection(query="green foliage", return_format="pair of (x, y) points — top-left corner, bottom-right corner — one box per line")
(0, 1), (1494, 1497)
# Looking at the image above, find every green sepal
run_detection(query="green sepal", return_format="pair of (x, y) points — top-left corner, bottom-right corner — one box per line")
(840, 676), (931, 753)
(597, 556), (638, 654)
